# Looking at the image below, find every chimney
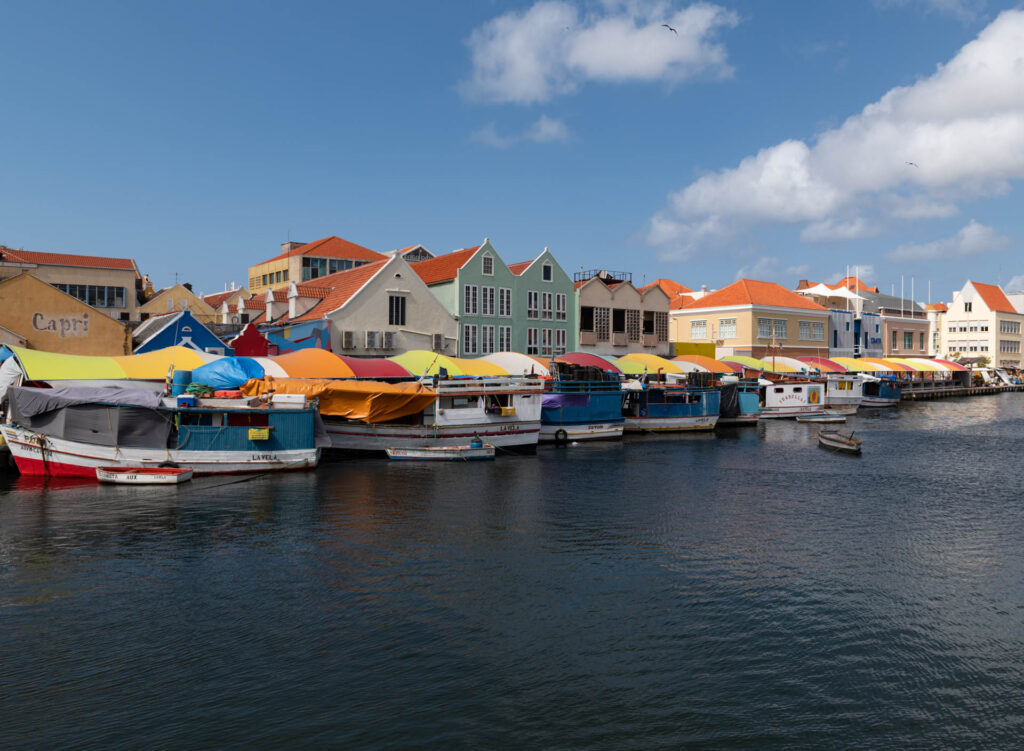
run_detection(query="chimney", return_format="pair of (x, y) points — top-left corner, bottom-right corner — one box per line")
(183, 282), (193, 292)
(797, 279), (810, 290)
(288, 281), (299, 319)
(281, 241), (305, 254)
(701, 284), (708, 293)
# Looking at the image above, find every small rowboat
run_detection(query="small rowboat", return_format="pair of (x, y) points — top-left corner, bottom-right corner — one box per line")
(817, 429), (862, 455)
(823, 406), (858, 416)
(797, 414), (847, 423)
(385, 444), (495, 461)
(96, 466), (194, 484)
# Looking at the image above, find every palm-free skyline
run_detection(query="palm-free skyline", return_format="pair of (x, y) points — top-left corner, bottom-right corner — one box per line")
(2, 0), (1022, 301)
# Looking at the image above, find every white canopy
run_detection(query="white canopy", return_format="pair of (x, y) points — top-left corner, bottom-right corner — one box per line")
(798, 283), (864, 301)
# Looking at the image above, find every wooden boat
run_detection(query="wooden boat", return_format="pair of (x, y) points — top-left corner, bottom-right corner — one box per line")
(818, 429), (862, 454)
(796, 414), (846, 423)
(96, 466), (193, 484)
(823, 406), (857, 416)
(385, 443), (495, 461)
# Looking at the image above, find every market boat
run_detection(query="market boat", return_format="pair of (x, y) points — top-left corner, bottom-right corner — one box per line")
(96, 466), (194, 484)
(384, 443), (495, 461)
(240, 376), (543, 453)
(824, 374), (864, 410)
(621, 377), (719, 432)
(758, 380), (826, 419)
(540, 361), (624, 442)
(796, 414), (846, 423)
(1, 386), (324, 477)
(716, 379), (760, 426)
(818, 429), (862, 454)
(861, 377), (902, 407)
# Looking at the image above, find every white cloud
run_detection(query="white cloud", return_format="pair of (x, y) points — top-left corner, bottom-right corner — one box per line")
(873, 0), (986, 22)
(1006, 274), (1024, 292)
(461, 1), (738, 104)
(801, 217), (877, 243)
(733, 256), (811, 282)
(885, 220), (1010, 261)
(471, 116), (571, 148)
(648, 10), (1024, 252)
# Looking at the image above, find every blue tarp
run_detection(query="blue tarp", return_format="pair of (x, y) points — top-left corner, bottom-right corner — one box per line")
(190, 357), (265, 389)
(0, 345), (12, 363)
(542, 393), (589, 408)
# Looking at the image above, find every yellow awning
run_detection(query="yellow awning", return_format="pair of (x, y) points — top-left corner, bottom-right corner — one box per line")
(112, 346), (218, 379)
(831, 357), (882, 372)
(390, 350), (510, 377)
(887, 357), (943, 372)
(241, 377), (437, 422)
(13, 346), (128, 380)
(722, 355), (799, 373)
(618, 353), (686, 374)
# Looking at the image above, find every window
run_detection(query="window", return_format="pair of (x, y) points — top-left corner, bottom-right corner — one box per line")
(1000, 340), (1021, 353)
(892, 330), (898, 350)
(904, 331), (914, 349)
(799, 321), (811, 340)
(527, 291), (539, 318)
(167, 296), (174, 312)
(481, 325), (495, 354)
(555, 293), (567, 321)
(554, 328), (566, 355)
(719, 318), (737, 339)
(773, 320), (787, 339)
(482, 255), (494, 275)
(283, 271), (288, 282)
(643, 311), (656, 335)
(690, 320), (708, 339)
(541, 292), (553, 319)
(919, 332), (925, 350)
(845, 321), (850, 331)
(594, 307), (610, 340)
(388, 295), (406, 326)
(541, 328), (553, 356)
(481, 286), (495, 316)
(498, 325), (512, 352)
(499, 288), (512, 317)
(262, 274), (268, 285)
(542, 263), (552, 281)
(655, 312), (668, 342)
(463, 324), (478, 355)
(965, 302), (972, 312)
(580, 306), (594, 331)
(527, 327), (539, 355)
(464, 284), (478, 315)
(275, 271), (282, 283)
(758, 318), (773, 338)
(626, 310), (640, 341)
(53, 284), (128, 308)
(813, 322), (824, 341)
(1000, 321), (1020, 334)
(612, 308), (626, 333)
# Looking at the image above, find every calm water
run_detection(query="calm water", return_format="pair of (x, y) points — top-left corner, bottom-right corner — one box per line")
(3, 395), (1024, 749)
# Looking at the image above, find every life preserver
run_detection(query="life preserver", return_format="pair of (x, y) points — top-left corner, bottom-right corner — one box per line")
(808, 388), (820, 404)
(554, 428), (569, 444)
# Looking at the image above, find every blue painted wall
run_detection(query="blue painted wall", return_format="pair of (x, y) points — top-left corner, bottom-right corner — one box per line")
(135, 311), (234, 355)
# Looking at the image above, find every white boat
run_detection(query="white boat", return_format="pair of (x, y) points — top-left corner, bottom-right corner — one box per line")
(96, 466), (194, 484)
(861, 378), (901, 407)
(824, 374), (864, 410)
(621, 383), (719, 432)
(818, 429), (862, 454)
(758, 381), (826, 419)
(796, 414), (846, 423)
(324, 377), (544, 453)
(385, 443), (495, 461)
(823, 406), (857, 416)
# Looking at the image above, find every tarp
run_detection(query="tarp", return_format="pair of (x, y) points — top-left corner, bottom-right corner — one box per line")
(192, 357), (266, 389)
(336, 356), (411, 379)
(798, 356), (847, 373)
(673, 354), (738, 373)
(618, 353), (686, 374)
(766, 356), (813, 372)
(240, 377), (437, 423)
(931, 358), (969, 372)
(480, 352), (551, 377)
(612, 358), (647, 375)
(0, 356), (23, 404)
(9, 385), (163, 417)
(112, 347), (221, 379)
(830, 357), (880, 372)
(720, 355), (802, 373)
(860, 358), (910, 372)
(270, 349), (357, 378)
(719, 382), (740, 418)
(887, 357), (943, 372)
(555, 352), (621, 373)
(390, 350), (509, 377)
(11, 345), (219, 381)
(542, 393), (589, 408)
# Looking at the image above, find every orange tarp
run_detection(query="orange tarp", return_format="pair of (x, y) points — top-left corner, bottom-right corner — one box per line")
(241, 377), (437, 423)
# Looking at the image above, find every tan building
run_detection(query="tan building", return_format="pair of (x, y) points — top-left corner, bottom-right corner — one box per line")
(247, 236), (387, 295)
(671, 279), (830, 358)
(939, 281), (1024, 367)
(576, 270), (670, 357)
(0, 272), (131, 355)
(139, 283), (217, 323)
(0, 245), (141, 321)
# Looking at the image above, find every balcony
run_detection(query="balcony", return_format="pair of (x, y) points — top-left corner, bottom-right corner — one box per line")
(612, 333), (627, 346)
(641, 334), (658, 347)
(580, 331), (597, 346)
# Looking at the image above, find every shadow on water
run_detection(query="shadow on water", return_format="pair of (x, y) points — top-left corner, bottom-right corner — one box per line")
(3, 393), (1024, 748)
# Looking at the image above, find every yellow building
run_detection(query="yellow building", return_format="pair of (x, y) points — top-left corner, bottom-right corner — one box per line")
(139, 283), (218, 323)
(939, 280), (1024, 368)
(670, 278), (831, 358)
(0, 272), (131, 355)
(248, 236), (387, 295)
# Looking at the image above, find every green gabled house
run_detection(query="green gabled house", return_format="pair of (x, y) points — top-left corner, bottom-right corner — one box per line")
(410, 239), (577, 357)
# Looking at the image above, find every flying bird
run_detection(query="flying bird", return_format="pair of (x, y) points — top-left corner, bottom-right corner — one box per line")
(662, 23), (677, 34)
(905, 161), (919, 167)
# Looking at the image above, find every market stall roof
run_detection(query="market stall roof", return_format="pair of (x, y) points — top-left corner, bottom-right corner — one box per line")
(887, 357), (944, 372)
(673, 354), (739, 373)
(113, 347), (222, 379)
(859, 357), (911, 372)
(390, 350), (510, 377)
(241, 378), (437, 422)
(931, 358), (969, 372)
(722, 355), (799, 373)
(13, 345), (219, 381)
(249, 357), (289, 377)
(612, 358), (647, 375)
(336, 355), (411, 378)
(829, 357), (880, 372)
(798, 356), (847, 373)
(480, 352), (551, 377)
(618, 353), (686, 374)
(270, 349), (357, 378)
(554, 352), (622, 373)
(766, 355), (813, 372)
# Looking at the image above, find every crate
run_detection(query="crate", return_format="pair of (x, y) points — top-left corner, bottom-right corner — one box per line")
(176, 395), (197, 408)
(248, 427), (271, 441)
(271, 394), (307, 409)
(499, 406), (516, 417)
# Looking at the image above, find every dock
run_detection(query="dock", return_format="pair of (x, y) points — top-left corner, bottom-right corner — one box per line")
(902, 384), (1024, 401)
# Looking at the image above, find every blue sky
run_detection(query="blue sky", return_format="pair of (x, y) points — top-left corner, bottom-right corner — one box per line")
(2, 0), (1022, 302)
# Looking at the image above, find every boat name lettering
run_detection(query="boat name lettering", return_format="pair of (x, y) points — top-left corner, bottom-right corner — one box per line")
(251, 454), (278, 461)
(32, 312), (90, 338)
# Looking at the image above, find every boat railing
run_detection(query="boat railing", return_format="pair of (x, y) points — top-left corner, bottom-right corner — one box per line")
(433, 377), (545, 395)
(549, 379), (623, 394)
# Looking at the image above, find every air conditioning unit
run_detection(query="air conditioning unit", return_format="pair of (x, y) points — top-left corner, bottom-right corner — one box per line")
(341, 331), (356, 350)
(382, 331), (395, 350)
(432, 333), (445, 352)
(365, 330), (380, 349)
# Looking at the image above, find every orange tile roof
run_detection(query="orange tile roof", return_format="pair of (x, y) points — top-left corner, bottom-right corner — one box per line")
(924, 302), (948, 312)
(0, 246), (138, 272)
(680, 279), (828, 311)
(970, 281), (1016, 314)
(507, 261), (531, 275)
(204, 290), (242, 308)
(827, 275), (878, 293)
(290, 260), (389, 322)
(643, 278), (693, 296)
(410, 246), (479, 284)
(263, 236), (386, 264)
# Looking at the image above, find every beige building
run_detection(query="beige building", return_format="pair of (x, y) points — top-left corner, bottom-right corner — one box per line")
(247, 236), (387, 295)
(139, 283), (217, 323)
(0, 272), (131, 355)
(576, 270), (670, 357)
(0, 245), (141, 321)
(671, 279), (830, 358)
(939, 280), (1024, 367)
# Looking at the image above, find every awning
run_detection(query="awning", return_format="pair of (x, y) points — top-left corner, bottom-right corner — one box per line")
(389, 350), (510, 377)
(798, 356), (847, 373)
(618, 353), (686, 374)
(860, 358), (912, 372)
(241, 377), (437, 422)
(554, 352), (622, 373)
(612, 358), (647, 375)
(13, 345), (220, 381)
(722, 355), (799, 373)
(480, 352), (551, 377)
(931, 358), (969, 372)
(830, 357), (881, 372)
(887, 357), (944, 372)
(270, 349), (357, 378)
(673, 354), (739, 373)
(336, 356), (412, 379)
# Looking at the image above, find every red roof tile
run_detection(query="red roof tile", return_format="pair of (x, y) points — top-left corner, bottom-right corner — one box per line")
(643, 278), (693, 296)
(410, 246), (479, 284)
(970, 281), (1016, 314)
(826, 275), (878, 293)
(507, 261), (531, 275)
(204, 289), (243, 308)
(0, 246), (137, 272)
(925, 302), (948, 312)
(290, 260), (389, 322)
(680, 279), (828, 311)
(262, 236), (386, 264)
